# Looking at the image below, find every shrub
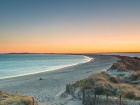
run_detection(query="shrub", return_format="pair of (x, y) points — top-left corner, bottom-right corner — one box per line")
(110, 76), (120, 83)
(0, 90), (2, 95)
(129, 73), (140, 81)
(94, 86), (106, 95)
(125, 91), (136, 99)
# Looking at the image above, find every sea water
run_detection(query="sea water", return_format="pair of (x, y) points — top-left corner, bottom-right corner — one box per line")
(103, 53), (140, 58)
(0, 54), (92, 79)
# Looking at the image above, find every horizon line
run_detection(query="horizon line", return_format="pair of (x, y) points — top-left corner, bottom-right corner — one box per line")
(1, 52), (140, 54)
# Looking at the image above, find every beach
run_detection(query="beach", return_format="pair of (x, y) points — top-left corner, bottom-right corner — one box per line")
(0, 55), (117, 105)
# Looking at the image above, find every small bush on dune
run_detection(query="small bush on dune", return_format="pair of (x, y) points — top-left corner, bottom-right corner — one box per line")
(129, 73), (140, 81)
(94, 86), (106, 95)
(110, 76), (120, 83)
(136, 96), (140, 100)
(72, 80), (84, 88)
(125, 91), (136, 99)
(82, 84), (93, 90)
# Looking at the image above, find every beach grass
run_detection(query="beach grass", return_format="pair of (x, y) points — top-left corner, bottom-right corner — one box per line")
(0, 90), (38, 105)
(72, 71), (140, 99)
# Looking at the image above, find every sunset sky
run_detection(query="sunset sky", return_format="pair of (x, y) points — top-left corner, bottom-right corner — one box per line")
(0, 0), (140, 53)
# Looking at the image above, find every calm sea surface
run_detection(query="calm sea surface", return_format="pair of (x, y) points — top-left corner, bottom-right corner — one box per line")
(103, 53), (140, 58)
(0, 54), (91, 79)
(0, 53), (139, 79)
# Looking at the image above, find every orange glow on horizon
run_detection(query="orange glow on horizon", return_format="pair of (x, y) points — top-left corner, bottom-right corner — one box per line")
(1, 18), (140, 53)
(1, 33), (140, 53)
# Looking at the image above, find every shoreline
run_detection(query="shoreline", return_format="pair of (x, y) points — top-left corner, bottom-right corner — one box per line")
(0, 55), (117, 105)
(0, 55), (93, 80)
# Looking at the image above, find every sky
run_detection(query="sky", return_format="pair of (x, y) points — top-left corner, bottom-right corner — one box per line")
(0, 0), (140, 53)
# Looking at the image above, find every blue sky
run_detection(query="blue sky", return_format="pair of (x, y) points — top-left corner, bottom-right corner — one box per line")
(0, 0), (140, 53)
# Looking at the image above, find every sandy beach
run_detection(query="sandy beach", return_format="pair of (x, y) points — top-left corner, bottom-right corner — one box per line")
(0, 55), (117, 105)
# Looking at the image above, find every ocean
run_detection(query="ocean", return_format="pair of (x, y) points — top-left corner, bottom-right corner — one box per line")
(103, 53), (140, 58)
(0, 54), (92, 79)
(0, 53), (140, 79)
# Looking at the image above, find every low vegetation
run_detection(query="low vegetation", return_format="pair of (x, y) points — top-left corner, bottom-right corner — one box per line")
(124, 91), (136, 99)
(0, 90), (38, 105)
(72, 72), (140, 99)
(109, 56), (140, 72)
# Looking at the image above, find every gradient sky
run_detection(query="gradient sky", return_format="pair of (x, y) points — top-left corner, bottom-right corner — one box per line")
(0, 0), (140, 53)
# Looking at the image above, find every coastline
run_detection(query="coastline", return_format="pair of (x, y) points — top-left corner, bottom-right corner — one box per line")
(0, 55), (117, 105)
(0, 55), (93, 80)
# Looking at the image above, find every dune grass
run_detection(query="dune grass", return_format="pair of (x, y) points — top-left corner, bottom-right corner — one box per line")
(72, 72), (140, 100)
(0, 90), (38, 105)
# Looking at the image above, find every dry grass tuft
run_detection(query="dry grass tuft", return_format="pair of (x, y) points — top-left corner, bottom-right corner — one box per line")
(109, 76), (120, 83)
(124, 91), (136, 99)
(0, 90), (38, 105)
